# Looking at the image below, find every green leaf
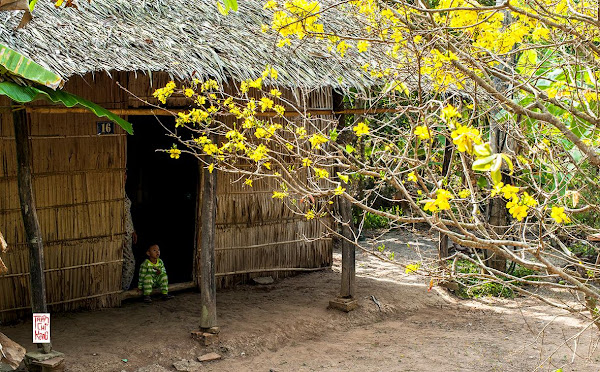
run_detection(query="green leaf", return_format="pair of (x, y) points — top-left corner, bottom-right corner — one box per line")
(473, 143), (492, 157)
(329, 128), (338, 142)
(501, 154), (514, 174)
(224, 0), (238, 11)
(0, 43), (63, 89)
(472, 155), (496, 171)
(517, 49), (537, 77)
(28, 0), (38, 11)
(345, 144), (355, 154)
(0, 81), (132, 134)
(490, 155), (503, 184)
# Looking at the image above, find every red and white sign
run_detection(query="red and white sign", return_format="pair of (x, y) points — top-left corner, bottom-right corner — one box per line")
(32, 313), (50, 343)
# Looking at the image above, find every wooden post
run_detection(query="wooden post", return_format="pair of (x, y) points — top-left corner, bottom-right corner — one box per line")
(328, 92), (358, 312)
(13, 106), (52, 353)
(439, 141), (453, 260)
(339, 196), (356, 299)
(199, 154), (217, 331)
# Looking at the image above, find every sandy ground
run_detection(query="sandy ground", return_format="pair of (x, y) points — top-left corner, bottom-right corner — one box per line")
(3, 228), (600, 372)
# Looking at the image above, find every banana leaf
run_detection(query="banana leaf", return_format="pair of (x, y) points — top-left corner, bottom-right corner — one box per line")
(0, 81), (133, 134)
(0, 43), (63, 89)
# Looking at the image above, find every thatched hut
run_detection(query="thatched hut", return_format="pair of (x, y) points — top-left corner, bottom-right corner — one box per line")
(0, 0), (373, 322)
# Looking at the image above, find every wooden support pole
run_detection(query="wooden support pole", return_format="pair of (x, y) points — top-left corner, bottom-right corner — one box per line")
(339, 195), (356, 299)
(13, 105), (52, 353)
(439, 141), (453, 261)
(328, 91), (358, 312)
(199, 153), (218, 331)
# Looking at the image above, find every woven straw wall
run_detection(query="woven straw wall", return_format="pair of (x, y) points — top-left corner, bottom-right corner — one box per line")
(0, 74), (127, 322)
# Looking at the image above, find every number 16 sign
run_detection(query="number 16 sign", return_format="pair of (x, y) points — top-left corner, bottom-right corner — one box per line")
(33, 313), (50, 343)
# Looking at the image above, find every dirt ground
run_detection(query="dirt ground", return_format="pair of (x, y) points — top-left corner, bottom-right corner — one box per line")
(3, 228), (600, 372)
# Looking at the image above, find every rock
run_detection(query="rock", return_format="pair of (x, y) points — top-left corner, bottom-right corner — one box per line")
(0, 332), (26, 369)
(197, 352), (221, 362)
(173, 359), (202, 372)
(134, 364), (170, 372)
(252, 276), (274, 285)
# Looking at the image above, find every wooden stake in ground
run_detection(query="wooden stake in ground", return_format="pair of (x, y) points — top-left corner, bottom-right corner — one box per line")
(13, 105), (52, 353)
(199, 151), (217, 331)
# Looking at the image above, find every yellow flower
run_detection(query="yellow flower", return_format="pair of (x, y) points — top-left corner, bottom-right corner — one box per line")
(203, 144), (219, 155)
(309, 134), (328, 149)
(458, 189), (471, 198)
(334, 185), (346, 195)
(423, 189), (453, 212)
(272, 191), (288, 199)
(207, 163), (214, 173)
(261, 24), (270, 33)
(414, 125), (430, 140)
(314, 167), (329, 179)
(295, 127), (307, 138)
(451, 124), (482, 154)
(336, 40), (351, 57)
(264, 0), (277, 9)
(506, 196), (530, 221)
(405, 263), (420, 274)
(169, 147), (181, 159)
(353, 122), (370, 137)
(302, 158), (312, 167)
(244, 178), (253, 187)
(337, 172), (349, 183)
(551, 206), (571, 224)
(264, 162), (272, 170)
(305, 210), (316, 220)
(501, 184), (520, 200)
(270, 88), (282, 98)
(407, 172), (417, 182)
(184, 88), (195, 98)
(441, 104), (460, 121)
(274, 105), (286, 116)
(357, 40), (370, 53)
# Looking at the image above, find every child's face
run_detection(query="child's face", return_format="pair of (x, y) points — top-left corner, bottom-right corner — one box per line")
(147, 245), (160, 260)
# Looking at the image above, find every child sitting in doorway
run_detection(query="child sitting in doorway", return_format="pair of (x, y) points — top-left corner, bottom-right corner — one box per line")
(138, 244), (174, 303)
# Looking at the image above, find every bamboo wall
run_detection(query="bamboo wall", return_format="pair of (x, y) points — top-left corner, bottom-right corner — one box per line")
(211, 85), (334, 287)
(0, 73), (128, 322)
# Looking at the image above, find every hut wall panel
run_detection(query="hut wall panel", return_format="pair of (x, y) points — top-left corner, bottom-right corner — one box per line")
(211, 86), (334, 287)
(0, 74), (126, 322)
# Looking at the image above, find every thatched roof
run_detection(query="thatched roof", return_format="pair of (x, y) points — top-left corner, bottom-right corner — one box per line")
(0, 0), (377, 89)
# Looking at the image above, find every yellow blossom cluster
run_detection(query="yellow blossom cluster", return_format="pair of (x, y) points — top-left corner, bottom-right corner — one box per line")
(423, 189), (453, 212)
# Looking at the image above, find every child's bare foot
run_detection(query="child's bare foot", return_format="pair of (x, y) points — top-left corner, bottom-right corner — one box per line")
(143, 296), (152, 303)
(162, 294), (174, 301)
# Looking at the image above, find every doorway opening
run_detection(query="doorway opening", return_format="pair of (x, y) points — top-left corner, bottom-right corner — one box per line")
(126, 116), (198, 285)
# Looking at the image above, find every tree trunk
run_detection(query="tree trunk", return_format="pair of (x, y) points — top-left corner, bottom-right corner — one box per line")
(199, 153), (217, 330)
(13, 105), (52, 353)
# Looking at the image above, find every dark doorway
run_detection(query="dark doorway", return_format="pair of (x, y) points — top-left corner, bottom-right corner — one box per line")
(126, 116), (198, 284)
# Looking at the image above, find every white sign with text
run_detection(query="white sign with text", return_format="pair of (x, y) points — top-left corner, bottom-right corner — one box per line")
(32, 313), (50, 343)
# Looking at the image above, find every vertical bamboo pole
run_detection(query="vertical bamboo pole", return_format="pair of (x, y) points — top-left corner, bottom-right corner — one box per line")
(13, 104), (52, 353)
(200, 151), (217, 330)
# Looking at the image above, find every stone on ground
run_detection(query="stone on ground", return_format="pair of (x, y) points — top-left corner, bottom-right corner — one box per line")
(252, 276), (274, 285)
(173, 359), (202, 371)
(134, 364), (171, 372)
(0, 332), (26, 369)
(197, 352), (222, 362)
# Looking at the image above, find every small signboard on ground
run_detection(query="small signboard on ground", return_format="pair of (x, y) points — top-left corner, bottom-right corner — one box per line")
(32, 313), (50, 343)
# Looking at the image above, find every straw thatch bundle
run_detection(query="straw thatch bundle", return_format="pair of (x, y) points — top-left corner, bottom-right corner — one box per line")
(0, 0), (375, 89)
